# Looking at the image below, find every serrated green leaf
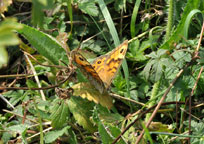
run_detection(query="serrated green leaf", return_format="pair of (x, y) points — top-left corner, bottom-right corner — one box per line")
(29, 97), (51, 119)
(78, 0), (99, 16)
(157, 49), (167, 57)
(17, 24), (66, 65)
(153, 60), (163, 81)
(143, 60), (155, 80)
(2, 90), (24, 106)
(126, 40), (147, 62)
(166, 87), (182, 102)
(109, 126), (127, 144)
(99, 111), (124, 124)
(129, 39), (140, 56)
(50, 99), (61, 118)
(7, 124), (27, 133)
(98, 122), (114, 144)
(147, 51), (157, 59)
(68, 129), (78, 144)
(130, 90), (138, 100)
(198, 48), (204, 64)
(143, 49), (169, 82)
(68, 96), (96, 132)
(96, 104), (124, 124)
(50, 100), (70, 129)
(44, 126), (70, 143)
(2, 132), (13, 143)
(172, 51), (192, 68)
(26, 79), (38, 88)
(112, 73), (127, 93)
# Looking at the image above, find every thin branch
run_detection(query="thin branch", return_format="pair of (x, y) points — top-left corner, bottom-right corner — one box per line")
(23, 51), (67, 69)
(195, 21), (204, 53)
(25, 54), (46, 101)
(29, 121), (51, 129)
(110, 93), (146, 107)
(0, 74), (34, 78)
(193, 103), (204, 108)
(26, 127), (52, 140)
(80, 31), (103, 46)
(188, 66), (203, 144)
(0, 94), (15, 109)
(0, 66), (74, 91)
(3, 109), (37, 123)
(180, 108), (203, 122)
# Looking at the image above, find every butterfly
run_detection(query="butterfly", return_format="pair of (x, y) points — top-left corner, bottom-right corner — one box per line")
(71, 40), (128, 94)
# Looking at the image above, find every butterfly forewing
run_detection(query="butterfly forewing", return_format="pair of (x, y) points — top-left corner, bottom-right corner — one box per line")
(92, 40), (128, 88)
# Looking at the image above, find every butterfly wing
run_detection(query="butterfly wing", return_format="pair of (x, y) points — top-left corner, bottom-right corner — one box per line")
(71, 51), (106, 94)
(92, 40), (128, 89)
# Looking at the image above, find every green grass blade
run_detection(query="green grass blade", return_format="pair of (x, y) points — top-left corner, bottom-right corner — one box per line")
(150, 132), (204, 139)
(90, 15), (111, 49)
(97, 0), (130, 98)
(130, 0), (141, 38)
(66, 0), (73, 37)
(97, 0), (120, 45)
(142, 121), (153, 144)
(184, 9), (203, 39)
(33, 99), (44, 144)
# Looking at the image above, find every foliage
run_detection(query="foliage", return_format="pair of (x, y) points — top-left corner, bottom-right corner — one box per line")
(0, 0), (204, 143)
(0, 18), (22, 68)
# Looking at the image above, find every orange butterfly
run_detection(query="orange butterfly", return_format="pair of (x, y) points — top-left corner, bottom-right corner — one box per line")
(71, 40), (128, 94)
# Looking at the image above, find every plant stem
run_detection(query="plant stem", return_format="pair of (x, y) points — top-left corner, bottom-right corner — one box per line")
(165, 0), (174, 40)
(145, 80), (161, 122)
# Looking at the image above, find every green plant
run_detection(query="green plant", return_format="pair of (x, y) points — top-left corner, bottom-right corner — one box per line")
(0, 0), (204, 143)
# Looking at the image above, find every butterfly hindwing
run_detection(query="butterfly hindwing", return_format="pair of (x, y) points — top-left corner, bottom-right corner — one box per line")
(71, 51), (106, 94)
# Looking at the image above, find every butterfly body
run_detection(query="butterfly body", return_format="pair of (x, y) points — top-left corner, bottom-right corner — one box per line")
(71, 40), (128, 94)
